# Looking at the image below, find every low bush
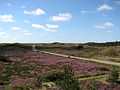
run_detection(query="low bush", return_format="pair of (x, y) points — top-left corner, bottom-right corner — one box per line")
(101, 47), (118, 57)
(108, 66), (119, 83)
(0, 56), (11, 63)
(38, 65), (81, 90)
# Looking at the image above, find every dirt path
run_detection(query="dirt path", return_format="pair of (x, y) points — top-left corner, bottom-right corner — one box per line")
(77, 74), (108, 81)
(40, 51), (120, 67)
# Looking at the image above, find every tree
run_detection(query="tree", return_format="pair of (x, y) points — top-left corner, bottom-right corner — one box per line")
(35, 75), (43, 88)
(38, 65), (81, 90)
(90, 80), (97, 90)
(108, 66), (119, 83)
(55, 65), (81, 90)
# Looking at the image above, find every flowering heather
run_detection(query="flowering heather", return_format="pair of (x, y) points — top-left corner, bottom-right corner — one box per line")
(14, 51), (109, 76)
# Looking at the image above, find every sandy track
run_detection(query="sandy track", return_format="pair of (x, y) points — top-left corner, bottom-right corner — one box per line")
(40, 51), (120, 67)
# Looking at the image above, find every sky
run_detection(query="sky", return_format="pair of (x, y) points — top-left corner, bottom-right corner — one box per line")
(0, 0), (120, 43)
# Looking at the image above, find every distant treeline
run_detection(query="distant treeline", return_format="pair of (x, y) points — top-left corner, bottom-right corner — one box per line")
(0, 41), (120, 50)
(84, 41), (120, 46)
(0, 43), (32, 51)
(36, 41), (120, 48)
(42, 41), (120, 47)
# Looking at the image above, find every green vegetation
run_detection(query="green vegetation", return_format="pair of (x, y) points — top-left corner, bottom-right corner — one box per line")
(108, 66), (119, 83)
(89, 80), (97, 90)
(55, 65), (80, 90)
(37, 65), (81, 90)
(0, 42), (120, 90)
(0, 61), (35, 85)
(101, 47), (118, 57)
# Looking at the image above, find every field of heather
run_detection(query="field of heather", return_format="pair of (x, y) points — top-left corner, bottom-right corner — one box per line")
(10, 51), (110, 75)
(0, 44), (120, 90)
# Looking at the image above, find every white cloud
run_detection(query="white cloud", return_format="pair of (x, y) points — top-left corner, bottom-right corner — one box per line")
(46, 24), (59, 28)
(11, 27), (21, 31)
(11, 26), (32, 36)
(104, 22), (114, 27)
(97, 4), (113, 12)
(32, 24), (59, 32)
(51, 13), (72, 22)
(0, 32), (6, 36)
(24, 8), (45, 16)
(32, 24), (45, 30)
(46, 29), (57, 32)
(0, 15), (14, 23)
(95, 22), (114, 30)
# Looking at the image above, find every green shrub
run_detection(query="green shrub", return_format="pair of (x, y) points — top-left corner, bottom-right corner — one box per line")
(89, 80), (97, 90)
(38, 65), (81, 90)
(108, 66), (119, 83)
(55, 65), (80, 90)
(0, 56), (11, 63)
(101, 47), (118, 57)
(35, 75), (43, 88)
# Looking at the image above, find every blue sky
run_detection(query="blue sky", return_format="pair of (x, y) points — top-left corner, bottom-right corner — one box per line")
(0, 0), (120, 43)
